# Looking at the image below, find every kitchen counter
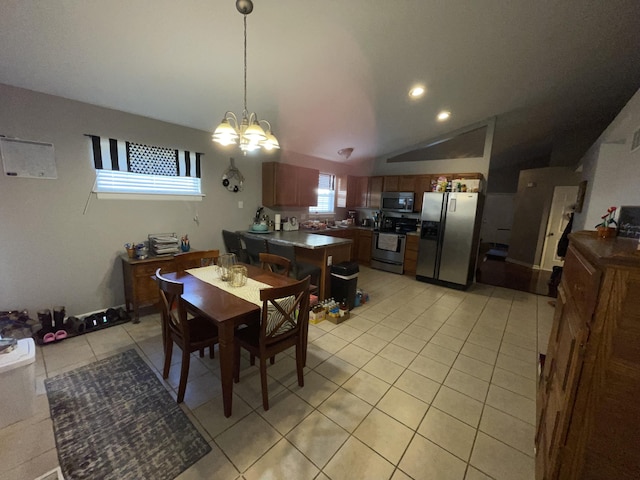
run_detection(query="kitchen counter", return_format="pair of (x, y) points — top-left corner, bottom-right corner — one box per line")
(242, 230), (353, 300)
(243, 230), (353, 249)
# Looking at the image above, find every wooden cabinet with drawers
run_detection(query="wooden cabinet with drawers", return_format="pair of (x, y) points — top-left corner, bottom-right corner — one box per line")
(536, 231), (640, 479)
(404, 234), (419, 276)
(121, 254), (176, 322)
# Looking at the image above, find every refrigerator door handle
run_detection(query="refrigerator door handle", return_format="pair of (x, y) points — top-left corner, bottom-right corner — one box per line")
(449, 198), (456, 212)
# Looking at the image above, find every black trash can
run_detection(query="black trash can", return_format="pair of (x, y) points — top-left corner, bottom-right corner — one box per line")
(330, 262), (359, 310)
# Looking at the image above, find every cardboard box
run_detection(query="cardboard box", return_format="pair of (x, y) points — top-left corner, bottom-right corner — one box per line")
(327, 311), (350, 324)
(309, 308), (325, 324)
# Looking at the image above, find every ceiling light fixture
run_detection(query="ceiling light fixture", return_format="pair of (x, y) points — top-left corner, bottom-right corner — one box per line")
(409, 86), (426, 98)
(337, 147), (354, 160)
(437, 110), (451, 121)
(212, 0), (279, 154)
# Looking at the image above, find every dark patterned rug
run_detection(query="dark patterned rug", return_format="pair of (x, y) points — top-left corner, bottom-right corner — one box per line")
(45, 349), (211, 480)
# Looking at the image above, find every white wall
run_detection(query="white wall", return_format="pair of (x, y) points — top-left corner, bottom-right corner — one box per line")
(574, 88), (640, 231)
(0, 83), (265, 317)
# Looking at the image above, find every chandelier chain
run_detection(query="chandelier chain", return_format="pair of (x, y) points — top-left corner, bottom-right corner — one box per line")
(243, 14), (247, 114)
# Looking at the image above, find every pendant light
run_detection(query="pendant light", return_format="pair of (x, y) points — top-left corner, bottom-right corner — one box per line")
(212, 0), (279, 154)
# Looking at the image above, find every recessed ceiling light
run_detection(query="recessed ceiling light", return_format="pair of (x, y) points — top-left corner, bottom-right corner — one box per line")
(409, 86), (425, 98)
(437, 111), (451, 121)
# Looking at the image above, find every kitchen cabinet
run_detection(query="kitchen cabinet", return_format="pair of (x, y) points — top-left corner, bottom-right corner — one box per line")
(368, 176), (383, 209)
(383, 175), (416, 192)
(535, 232), (640, 479)
(383, 176), (399, 192)
(357, 229), (372, 265)
(413, 175), (432, 213)
(403, 234), (419, 276)
(315, 229), (358, 262)
(262, 162), (319, 207)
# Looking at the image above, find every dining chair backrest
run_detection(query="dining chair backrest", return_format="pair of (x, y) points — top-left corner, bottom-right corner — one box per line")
(260, 276), (310, 342)
(242, 235), (268, 265)
(155, 269), (188, 341)
(174, 249), (220, 270)
(259, 252), (291, 277)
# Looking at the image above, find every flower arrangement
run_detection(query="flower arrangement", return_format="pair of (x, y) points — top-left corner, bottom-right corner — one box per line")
(599, 206), (618, 228)
(596, 207), (618, 238)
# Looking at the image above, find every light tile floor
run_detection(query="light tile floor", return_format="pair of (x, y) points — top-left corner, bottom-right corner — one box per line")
(0, 266), (554, 480)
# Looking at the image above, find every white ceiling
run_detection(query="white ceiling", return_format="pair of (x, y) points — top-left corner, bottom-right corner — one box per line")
(1, 0), (639, 168)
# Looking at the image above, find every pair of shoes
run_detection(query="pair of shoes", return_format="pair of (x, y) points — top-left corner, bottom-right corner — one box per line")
(43, 330), (68, 344)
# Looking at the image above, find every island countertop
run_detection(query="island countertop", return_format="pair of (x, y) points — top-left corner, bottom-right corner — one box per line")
(242, 230), (352, 249)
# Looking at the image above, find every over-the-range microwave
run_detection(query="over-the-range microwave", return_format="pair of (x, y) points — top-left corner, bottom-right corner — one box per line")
(381, 192), (414, 213)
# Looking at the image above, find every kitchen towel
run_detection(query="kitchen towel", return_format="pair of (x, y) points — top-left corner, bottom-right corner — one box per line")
(378, 233), (399, 251)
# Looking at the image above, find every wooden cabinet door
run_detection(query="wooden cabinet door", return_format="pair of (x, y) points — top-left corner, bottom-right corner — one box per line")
(398, 175), (416, 192)
(345, 175), (362, 208)
(357, 230), (372, 264)
(275, 163), (299, 206)
(413, 175), (432, 213)
(367, 176), (383, 208)
(536, 285), (588, 480)
(404, 235), (419, 275)
(297, 166), (319, 206)
(357, 176), (369, 207)
(383, 176), (399, 192)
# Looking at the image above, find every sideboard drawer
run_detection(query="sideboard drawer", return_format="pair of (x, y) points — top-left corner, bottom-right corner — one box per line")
(563, 245), (601, 322)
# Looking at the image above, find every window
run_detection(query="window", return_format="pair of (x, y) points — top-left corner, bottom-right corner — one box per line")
(88, 135), (203, 199)
(309, 173), (335, 213)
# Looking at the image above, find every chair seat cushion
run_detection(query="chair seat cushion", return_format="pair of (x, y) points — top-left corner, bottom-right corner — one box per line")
(187, 316), (219, 342)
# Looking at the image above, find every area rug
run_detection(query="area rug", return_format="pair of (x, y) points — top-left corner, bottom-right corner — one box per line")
(44, 349), (211, 480)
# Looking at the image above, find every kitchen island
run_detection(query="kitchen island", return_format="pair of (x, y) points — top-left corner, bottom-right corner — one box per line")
(243, 230), (352, 300)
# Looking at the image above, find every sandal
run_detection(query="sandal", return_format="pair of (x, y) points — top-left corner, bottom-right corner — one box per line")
(54, 330), (68, 341)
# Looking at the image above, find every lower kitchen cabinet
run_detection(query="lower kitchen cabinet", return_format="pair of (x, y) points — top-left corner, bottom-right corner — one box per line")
(535, 231), (640, 479)
(404, 234), (419, 276)
(357, 229), (372, 265)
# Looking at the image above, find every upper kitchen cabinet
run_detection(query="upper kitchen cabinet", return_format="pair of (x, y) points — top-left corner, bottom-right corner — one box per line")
(383, 175), (399, 192)
(262, 162), (319, 207)
(383, 175), (416, 192)
(413, 175), (432, 213)
(338, 175), (379, 209)
(368, 176), (383, 209)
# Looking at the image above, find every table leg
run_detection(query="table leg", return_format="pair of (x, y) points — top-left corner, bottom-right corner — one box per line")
(218, 323), (235, 417)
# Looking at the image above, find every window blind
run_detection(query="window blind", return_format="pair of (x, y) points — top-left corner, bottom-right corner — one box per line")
(310, 173), (335, 213)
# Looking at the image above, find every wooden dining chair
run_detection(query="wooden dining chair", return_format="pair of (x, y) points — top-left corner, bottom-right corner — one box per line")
(155, 268), (219, 403)
(259, 252), (291, 277)
(174, 249), (220, 270)
(233, 276), (310, 410)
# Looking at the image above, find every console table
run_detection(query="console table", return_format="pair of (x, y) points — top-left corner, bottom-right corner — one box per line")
(121, 254), (176, 322)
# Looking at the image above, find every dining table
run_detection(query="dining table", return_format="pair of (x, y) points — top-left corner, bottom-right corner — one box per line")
(162, 263), (296, 417)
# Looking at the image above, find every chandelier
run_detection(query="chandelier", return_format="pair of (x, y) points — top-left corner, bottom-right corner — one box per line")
(212, 0), (279, 154)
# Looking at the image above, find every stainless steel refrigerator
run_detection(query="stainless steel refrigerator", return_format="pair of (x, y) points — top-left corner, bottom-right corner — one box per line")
(416, 192), (483, 288)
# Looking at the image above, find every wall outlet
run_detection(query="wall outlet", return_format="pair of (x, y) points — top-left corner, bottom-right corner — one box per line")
(327, 255), (332, 266)
(238, 201), (243, 208)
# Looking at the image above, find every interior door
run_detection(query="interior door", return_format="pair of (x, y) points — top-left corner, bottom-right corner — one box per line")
(541, 186), (578, 271)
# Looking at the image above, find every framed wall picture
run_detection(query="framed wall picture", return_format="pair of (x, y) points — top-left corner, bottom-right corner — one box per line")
(575, 180), (587, 213)
(618, 206), (640, 239)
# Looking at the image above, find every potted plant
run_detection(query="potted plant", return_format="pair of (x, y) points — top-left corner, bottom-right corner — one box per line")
(596, 206), (618, 238)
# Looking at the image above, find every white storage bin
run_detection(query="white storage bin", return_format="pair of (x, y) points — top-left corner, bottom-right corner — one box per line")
(0, 337), (36, 429)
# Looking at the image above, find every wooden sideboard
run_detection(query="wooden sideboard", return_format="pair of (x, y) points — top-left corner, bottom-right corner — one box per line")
(121, 254), (176, 322)
(536, 231), (640, 479)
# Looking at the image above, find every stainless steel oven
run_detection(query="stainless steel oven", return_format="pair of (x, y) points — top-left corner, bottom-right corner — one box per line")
(371, 232), (406, 274)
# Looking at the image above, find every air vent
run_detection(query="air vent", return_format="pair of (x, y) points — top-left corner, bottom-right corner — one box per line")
(631, 126), (640, 152)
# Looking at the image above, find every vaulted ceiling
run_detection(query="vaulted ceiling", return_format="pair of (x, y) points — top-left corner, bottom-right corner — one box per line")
(1, 0), (639, 169)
